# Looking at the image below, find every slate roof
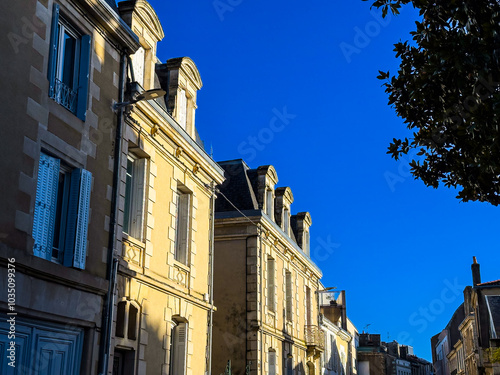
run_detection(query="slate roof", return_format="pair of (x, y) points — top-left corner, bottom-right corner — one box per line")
(486, 295), (500, 337)
(216, 160), (259, 212)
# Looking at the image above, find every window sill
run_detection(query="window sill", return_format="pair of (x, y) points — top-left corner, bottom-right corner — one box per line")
(173, 259), (190, 272)
(122, 233), (146, 249)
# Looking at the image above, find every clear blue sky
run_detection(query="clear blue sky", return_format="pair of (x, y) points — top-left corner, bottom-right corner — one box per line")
(146, 0), (500, 361)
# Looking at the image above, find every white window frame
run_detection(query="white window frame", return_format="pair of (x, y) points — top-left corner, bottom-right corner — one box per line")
(174, 189), (191, 265)
(285, 270), (293, 322)
(123, 153), (147, 241)
(169, 321), (188, 375)
(267, 257), (275, 312)
(266, 188), (274, 218)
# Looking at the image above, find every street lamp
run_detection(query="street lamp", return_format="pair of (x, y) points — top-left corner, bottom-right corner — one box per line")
(113, 87), (166, 110)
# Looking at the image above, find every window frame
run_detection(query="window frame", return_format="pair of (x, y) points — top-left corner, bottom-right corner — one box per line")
(123, 153), (147, 241)
(174, 187), (191, 266)
(32, 152), (91, 270)
(48, 3), (91, 121)
(169, 321), (188, 375)
(267, 257), (276, 312)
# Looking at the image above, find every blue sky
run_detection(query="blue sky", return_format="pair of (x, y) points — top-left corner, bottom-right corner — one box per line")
(147, 0), (500, 360)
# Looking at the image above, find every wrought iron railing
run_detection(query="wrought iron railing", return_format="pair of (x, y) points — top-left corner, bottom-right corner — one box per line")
(50, 78), (77, 112)
(304, 325), (325, 349)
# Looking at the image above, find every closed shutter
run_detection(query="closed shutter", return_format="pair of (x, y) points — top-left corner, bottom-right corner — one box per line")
(286, 271), (292, 321)
(172, 323), (187, 375)
(73, 169), (91, 269)
(130, 158), (146, 240)
(76, 35), (91, 121)
(47, 4), (59, 97)
(175, 193), (190, 264)
(33, 153), (60, 260)
(267, 258), (275, 311)
(63, 168), (92, 269)
(269, 351), (276, 375)
(178, 89), (187, 129)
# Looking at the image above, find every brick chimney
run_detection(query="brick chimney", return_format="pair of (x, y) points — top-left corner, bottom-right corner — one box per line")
(472, 256), (481, 286)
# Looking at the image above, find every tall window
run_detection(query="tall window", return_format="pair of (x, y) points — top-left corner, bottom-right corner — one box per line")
(170, 322), (188, 375)
(303, 230), (310, 255)
(178, 89), (187, 129)
(174, 190), (191, 265)
(285, 271), (293, 321)
(268, 350), (276, 375)
(48, 4), (90, 120)
(32, 152), (91, 269)
(267, 257), (275, 311)
(283, 208), (289, 235)
(305, 286), (312, 326)
(286, 356), (293, 375)
(266, 189), (274, 218)
(123, 153), (146, 240)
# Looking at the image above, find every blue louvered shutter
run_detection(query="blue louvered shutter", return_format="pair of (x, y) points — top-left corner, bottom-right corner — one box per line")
(47, 4), (59, 98)
(76, 35), (91, 121)
(63, 169), (92, 269)
(33, 153), (60, 260)
(73, 169), (91, 269)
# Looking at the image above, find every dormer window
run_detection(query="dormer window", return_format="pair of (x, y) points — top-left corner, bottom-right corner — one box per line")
(303, 230), (310, 256)
(283, 208), (290, 235)
(131, 47), (145, 87)
(266, 188), (274, 218)
(178, 88), (187, 129)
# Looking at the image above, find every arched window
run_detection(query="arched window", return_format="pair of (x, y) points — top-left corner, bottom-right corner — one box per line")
(268, 349), (276, 375)
(169, 320), (188, 375)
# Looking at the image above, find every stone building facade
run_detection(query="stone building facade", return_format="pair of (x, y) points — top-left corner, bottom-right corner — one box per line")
(212, 159), (323, 375)
(0, 0), (139, 373)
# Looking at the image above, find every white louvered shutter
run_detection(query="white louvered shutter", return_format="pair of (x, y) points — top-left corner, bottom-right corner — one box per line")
(175, 193), (190, 264)
(33, 153), (60, 260)
(269, 351), (276, 375)
(173, 323), (187, 375)
(286, 271), (293, 321)
(178, 89), (187, 129)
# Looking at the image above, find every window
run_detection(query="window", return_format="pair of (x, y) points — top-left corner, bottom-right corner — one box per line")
(305, 286), (312, 326)
(283, 208), (289, 235)
(268, 350), (276, 375)
(32, 152), (91, 269)
(48, 4), (91, 121)
(178, 89), (187, 129)
(115, 301), (139, 341)
(267, 257), (275, 311)
(285, 271), (293, 321)
(174, 189), (191, 265)
(169, 321), (187, 375)
(303, 230), (310, 255)
(123, 153), (147, 240)
(266, 188), (274, 218)
(286, 356), (293, 375)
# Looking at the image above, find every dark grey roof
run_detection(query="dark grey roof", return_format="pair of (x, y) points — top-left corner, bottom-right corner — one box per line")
(486, 295), (500, 336)
(216, 160), (259, 212)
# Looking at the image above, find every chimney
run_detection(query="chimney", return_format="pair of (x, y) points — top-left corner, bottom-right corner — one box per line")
(472, 256), (481, 286)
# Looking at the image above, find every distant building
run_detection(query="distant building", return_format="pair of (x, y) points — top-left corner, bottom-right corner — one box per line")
(211, 159), (324, 375)
(320, 289), (358, 375)
(431, 257), (500, 375)
(358, 334), (432, 375)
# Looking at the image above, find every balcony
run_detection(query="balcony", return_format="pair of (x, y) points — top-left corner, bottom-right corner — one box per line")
(305, 325), (324, 359)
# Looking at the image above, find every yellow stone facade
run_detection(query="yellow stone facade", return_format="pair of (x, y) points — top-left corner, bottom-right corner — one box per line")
(109, 2), (225, 374)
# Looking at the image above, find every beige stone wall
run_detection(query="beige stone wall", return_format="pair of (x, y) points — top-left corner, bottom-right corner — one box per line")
(213, 216), (323, 375)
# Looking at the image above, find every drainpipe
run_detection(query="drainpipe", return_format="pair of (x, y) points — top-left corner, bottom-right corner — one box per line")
(207, 182), (216, 375)
(98, 50), (127, 375)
